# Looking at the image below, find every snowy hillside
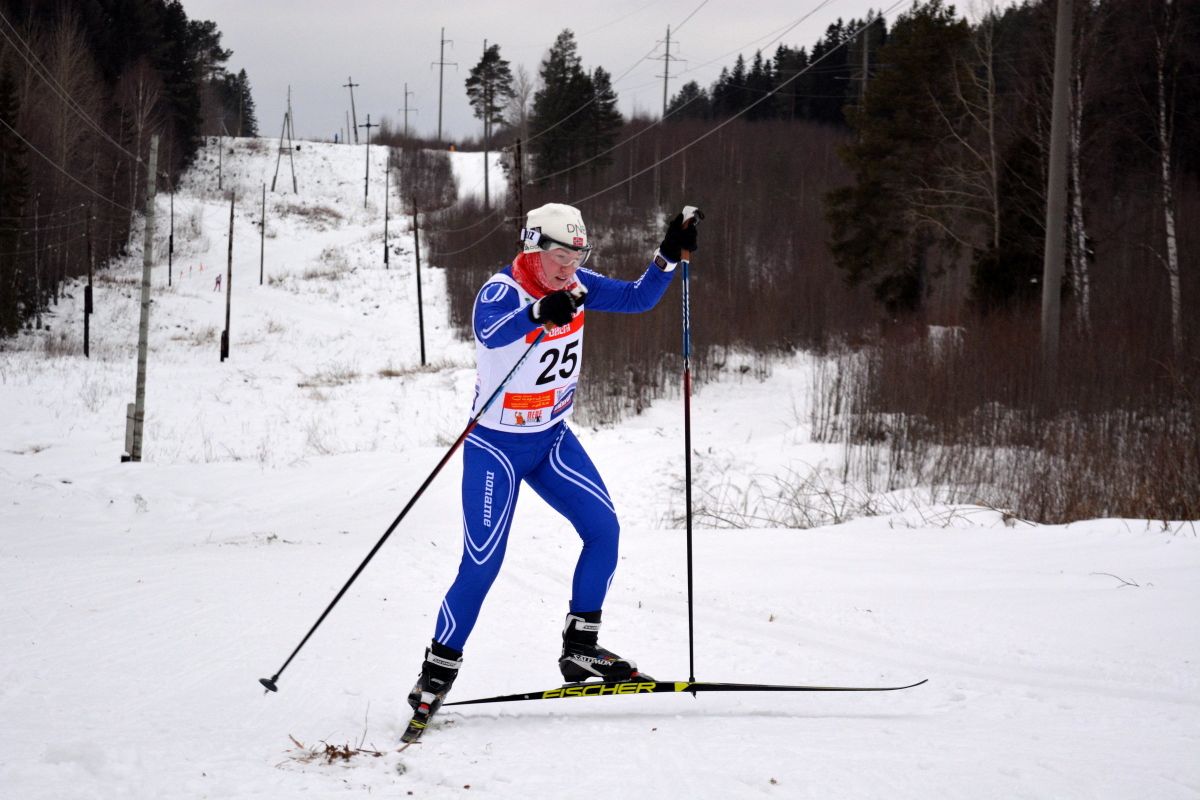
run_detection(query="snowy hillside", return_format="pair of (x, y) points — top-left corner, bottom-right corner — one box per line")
(1, 137), (1198, 800)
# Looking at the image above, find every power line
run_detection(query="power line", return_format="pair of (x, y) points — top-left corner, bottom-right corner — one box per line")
(0, 230), (89, 258)
(0, 214), (89, 231)
(672, 0), (839, 85)
(428, 208), (501, 234)
(431, 216), (510, 257)
(0, 203), (86, 221)
(0, 9), (143, 165)
(0, 115), (135, 213)
(431, 2), (902, 259)
(529, 0), (844, 187)
(567, 1), (907, 208)
(672, 0), (711, 33)
(519, 0), (711, 149)
(532, 92), (705, 184)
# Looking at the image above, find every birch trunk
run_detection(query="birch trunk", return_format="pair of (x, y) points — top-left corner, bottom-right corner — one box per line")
(1155, 1), (1182, 356)
(1069, 59), (1090, 327)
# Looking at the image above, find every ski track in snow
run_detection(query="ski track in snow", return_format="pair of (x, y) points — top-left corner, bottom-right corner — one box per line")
(1, 138), (1198, 799)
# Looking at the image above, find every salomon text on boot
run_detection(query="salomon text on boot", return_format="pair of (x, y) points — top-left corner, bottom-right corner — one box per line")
(559, 611), (646, 682)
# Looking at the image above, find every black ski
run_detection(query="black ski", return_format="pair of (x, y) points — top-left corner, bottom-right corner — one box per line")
(401, 704), (434, 745)
(444, 677), (928, 707)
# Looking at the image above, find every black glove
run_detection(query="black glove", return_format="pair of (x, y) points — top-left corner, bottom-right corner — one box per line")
(528, 290), (577, 327)
(658, 209), (701, 263)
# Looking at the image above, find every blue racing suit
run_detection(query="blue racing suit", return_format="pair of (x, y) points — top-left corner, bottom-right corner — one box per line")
(432, 261), (676, 651)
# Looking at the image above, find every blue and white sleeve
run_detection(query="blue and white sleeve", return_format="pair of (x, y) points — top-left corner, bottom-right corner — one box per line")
(472, 280), (540, 348)
(577, 264), (676, 314)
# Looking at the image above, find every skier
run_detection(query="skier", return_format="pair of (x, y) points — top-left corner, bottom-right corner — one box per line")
(406, 202), (700, 733)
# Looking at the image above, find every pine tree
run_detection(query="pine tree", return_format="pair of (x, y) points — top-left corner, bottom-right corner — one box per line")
(825, 0), (972, 313)
(667, 80), (711, 120)
(529, 30), (594, 180)
(465, 44), (516, 140)
(773, 45), (809, 121)
(232, 69), (258, 136)
(586, 66), (622, 171)
(745, 51), (777, 120)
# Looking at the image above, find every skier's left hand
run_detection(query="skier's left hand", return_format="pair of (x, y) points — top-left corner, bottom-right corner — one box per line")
(658, 207), (703, 263)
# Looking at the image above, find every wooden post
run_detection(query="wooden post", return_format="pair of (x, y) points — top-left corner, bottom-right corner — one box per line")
(515, 138), (524, 228)
(384, 166), (390, 268)
(259, 183), (266, 285)
(286, 87), (298, 193)
(84, 204), (93, 358)
(221, 192), (234, 362)
(1040, 0), (1073, 399)
(344, 77), (360, 144)
(126, 134), (159, 462)
(412, 196), (426, 366)
(33, 194), (40, 330)
(360, 114), (379, 208)
(168, 175), (174, 287)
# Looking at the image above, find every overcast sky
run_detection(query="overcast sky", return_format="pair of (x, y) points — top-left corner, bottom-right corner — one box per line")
(179, 0), (980, 142)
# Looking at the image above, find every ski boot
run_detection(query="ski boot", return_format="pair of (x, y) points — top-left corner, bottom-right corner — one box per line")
(402, 641), (462, 744)
(558, 610), (648, 682)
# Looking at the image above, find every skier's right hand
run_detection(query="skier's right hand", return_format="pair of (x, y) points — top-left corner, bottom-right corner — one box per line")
(529, 291), (578, 327)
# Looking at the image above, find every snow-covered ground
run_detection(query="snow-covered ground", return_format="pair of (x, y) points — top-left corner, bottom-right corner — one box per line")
(1, 137), (1197, 800)
(446, 147), (508, 204)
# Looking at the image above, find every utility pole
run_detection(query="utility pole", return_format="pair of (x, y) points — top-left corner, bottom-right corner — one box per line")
(360, 114), (379, 208)
(432, 27), (457, 143)
(221, 192), (234, 362)
(860, 12), (872, 105)
(259, 183), (266, 285)
(168, 172), (175, 286)
(384, 166), (390, 268)
(84, 204), (93, 358)
(514, 138), (525, 227)
(286, 86), (297, 192)
(271, 89), (298, 193)
(483, 40), (490, 212)
(1040, 0), (1073, 399)
(344, 77), (361, 144)
(403, 82), (418, 140)
(125, 135), (159, 463)
(32, 194), (39, 329)
(654, 26), (683, 117)
(412, 195), (426, 366)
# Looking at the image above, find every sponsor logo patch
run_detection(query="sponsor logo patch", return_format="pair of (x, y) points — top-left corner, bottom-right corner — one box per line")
(500, 389), (554, 427)
(525, 311), (585, 343)
(552, 385), (576, 417)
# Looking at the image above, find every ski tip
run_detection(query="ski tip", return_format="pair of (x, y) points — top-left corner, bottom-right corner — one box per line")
(259, 677), (279, 693)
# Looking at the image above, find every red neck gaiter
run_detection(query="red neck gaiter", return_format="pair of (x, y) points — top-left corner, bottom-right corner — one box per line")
(511, 251), (579, 299)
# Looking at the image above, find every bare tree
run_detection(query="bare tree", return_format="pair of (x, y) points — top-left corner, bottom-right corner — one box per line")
(911, 6), (1003, 256)
(116, 59), (163, 225)
(1152, 0), (1182, 356)
(506, 63), (534, 138)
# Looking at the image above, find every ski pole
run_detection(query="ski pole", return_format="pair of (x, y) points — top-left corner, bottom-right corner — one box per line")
(678, 206), (702, 691)
(260, 329), (547, 693)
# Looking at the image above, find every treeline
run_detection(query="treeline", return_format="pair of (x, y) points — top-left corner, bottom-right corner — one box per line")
(671, 14), (886, 126)
(0, 0), (255, 337)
